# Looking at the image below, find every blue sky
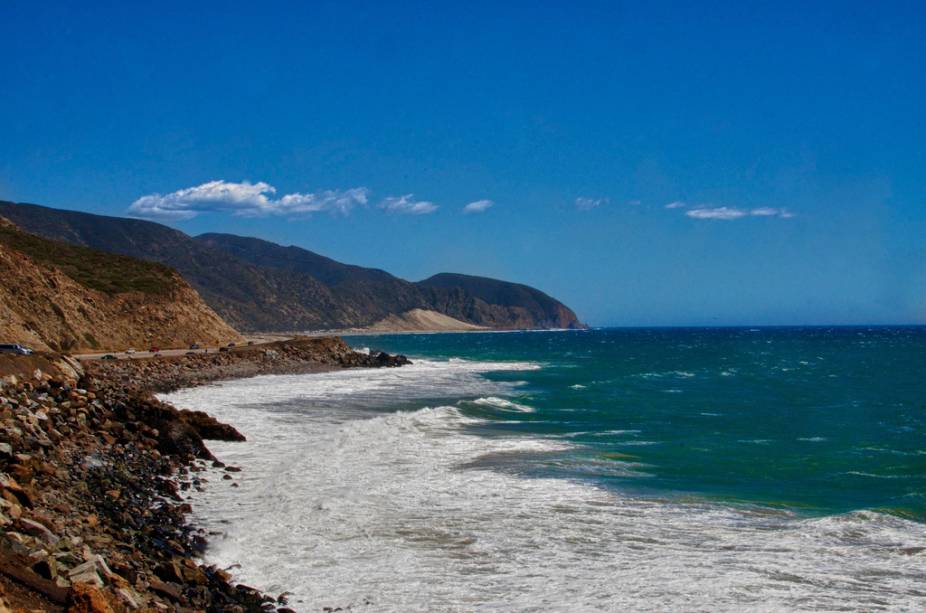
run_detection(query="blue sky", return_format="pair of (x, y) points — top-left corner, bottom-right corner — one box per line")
(2, 1), (925, 325)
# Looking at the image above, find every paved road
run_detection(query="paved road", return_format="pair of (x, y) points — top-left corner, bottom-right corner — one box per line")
(75, 336), (289, 361)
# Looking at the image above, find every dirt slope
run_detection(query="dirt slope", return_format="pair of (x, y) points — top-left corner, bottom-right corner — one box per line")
(366, 308), (488, 332)
(0, 219), (242, 352)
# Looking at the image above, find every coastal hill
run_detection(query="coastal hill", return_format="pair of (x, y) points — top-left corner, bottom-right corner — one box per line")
(0, 200), (586, 332)
(0, 201), (341, 332)
(0, 216), (242, 351)
(198, 232), (585, 330)
(195, 232), (430, 328)
(420, 272), (584, 329)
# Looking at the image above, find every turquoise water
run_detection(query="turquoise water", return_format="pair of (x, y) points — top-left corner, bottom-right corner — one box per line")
(169, 326), (926, 609)
(351, 327), (926, 520)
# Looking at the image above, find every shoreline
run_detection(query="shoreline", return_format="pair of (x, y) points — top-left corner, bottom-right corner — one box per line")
(82, 336), (409, 395)
(156, 333), (926, 611)
(272, 326), (584, 338)
(0, 337), (409, 611)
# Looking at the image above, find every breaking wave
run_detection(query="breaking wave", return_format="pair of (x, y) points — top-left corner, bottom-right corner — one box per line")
(162, 358), (926, 612)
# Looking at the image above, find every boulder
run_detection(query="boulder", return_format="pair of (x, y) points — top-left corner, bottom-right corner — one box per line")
(66, 582), (115, 613)
(17, 518), (59, 546)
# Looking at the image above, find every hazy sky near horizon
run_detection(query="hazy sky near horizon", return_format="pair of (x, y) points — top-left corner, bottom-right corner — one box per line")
(2, 1), (925, 326)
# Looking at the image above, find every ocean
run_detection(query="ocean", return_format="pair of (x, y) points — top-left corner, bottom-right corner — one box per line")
(162, 327), (926, 611)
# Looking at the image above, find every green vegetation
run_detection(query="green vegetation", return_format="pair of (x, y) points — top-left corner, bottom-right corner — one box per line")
(0, 223), (176, 295)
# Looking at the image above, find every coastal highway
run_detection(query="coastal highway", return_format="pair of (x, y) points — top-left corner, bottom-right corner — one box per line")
(75, 335), (290, 360)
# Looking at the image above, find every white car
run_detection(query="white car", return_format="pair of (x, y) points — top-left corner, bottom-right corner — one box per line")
(125, 348), (136, 354)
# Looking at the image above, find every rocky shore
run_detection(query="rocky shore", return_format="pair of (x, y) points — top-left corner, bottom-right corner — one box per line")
(84, 337), (410, 395)
(0, 337), (409, 611)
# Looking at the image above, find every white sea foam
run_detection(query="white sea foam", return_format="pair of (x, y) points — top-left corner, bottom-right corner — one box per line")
(593, 429), (642, 436)
(846, 471), (911, 480)
(559, 431), (592, 438)
(471, 396), (535, 413)
(162, 359), (926, 612)
(636, 370), (695, 380)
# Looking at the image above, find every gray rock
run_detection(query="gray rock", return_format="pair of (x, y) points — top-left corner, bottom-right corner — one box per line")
(68, 559), (104, 586)
(18, 518), (59, 546)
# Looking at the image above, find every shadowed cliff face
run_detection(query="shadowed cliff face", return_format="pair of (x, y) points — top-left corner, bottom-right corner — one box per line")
(195, 232), (427, 326)
(418, 273), (586, 329)
(0, 201), (586, 332)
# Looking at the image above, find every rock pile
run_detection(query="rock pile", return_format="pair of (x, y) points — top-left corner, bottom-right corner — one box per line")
(0, 369), (277, 611)
(86, 336), (410, 394)
(0, 337), (411, 611)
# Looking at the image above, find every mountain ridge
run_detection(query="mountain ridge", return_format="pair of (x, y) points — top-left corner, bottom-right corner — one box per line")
(0, 200), (586, 332)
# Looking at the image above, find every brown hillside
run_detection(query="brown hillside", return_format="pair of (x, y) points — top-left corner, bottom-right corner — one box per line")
(0, 218), (242, 352)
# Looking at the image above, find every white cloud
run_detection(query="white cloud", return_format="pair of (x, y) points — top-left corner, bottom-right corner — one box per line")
(750, 207), (778, 217)
(462, 199), (494, 214)
(665, 200), (687, 209)
(128, 180), (369, 220)
(379, 194), (439, 215)
(685, 206), (795, 220)
(751, 207), (794, 218)
(575, 196), (608, 210)
(275, 188), (370, 216)
(686, 207), (749, 220)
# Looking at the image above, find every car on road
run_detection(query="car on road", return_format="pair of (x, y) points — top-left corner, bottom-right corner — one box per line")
(227, 342), (236, 347)
(219, 347), (229, 352)
(125, 348), (136, 354)
(149, 347), (160, 353)
(0, 344), (34, 355)
(100, 354), (117, 360)
(190, 343), (200, 350)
